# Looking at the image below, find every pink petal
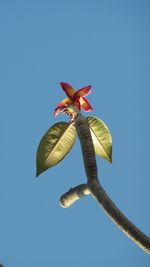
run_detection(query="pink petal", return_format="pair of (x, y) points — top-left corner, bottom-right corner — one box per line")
(73, 85), (91, 99)
(54, 107), (61, 117)
(60, 82), (75, 100)
(75, 99), (81, 110)
(54, 98), (73, 116)
(79, 97), (93, 112)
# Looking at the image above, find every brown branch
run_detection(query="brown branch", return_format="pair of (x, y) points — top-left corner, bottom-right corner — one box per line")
(60, 113), (150, 254)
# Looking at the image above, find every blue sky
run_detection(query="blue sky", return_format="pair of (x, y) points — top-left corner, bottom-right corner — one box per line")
(0, 0), (150, 266)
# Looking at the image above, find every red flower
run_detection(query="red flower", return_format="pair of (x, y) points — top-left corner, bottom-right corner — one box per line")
(54, 82), (93, 117)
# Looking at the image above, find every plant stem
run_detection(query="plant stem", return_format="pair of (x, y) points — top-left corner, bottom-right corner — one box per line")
(72, 113), (150, 254)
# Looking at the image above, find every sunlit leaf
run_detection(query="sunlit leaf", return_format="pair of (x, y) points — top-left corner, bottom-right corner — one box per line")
(36, 122), (76, 176)
(87, 116), (112, 163)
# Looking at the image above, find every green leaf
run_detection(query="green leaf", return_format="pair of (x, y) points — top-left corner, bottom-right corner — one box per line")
(36, 122), (76, 176)
(87, 116), (112, 163)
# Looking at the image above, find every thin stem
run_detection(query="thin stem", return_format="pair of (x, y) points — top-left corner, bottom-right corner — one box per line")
(75, 114), (98, 181)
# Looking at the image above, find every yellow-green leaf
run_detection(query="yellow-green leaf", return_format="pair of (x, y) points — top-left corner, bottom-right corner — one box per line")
(87, 116), (112, 163)
(36, 122), (76, 176)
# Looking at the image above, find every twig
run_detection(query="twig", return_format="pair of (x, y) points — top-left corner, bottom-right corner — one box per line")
(60, 184), (90, 208)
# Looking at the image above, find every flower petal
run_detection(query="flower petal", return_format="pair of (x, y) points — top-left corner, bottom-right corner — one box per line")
(56, 98), (73, 108)
(73, 85), (91, 99)
(54, 98), (73, 116)
(60, 82), (75, 100)
(54, 107), (62, 117)
(75, 99), (81, 110)
(79, 97), (93, 112)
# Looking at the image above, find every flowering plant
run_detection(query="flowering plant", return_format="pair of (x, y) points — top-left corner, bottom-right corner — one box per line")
(36, 82), (150, 254)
